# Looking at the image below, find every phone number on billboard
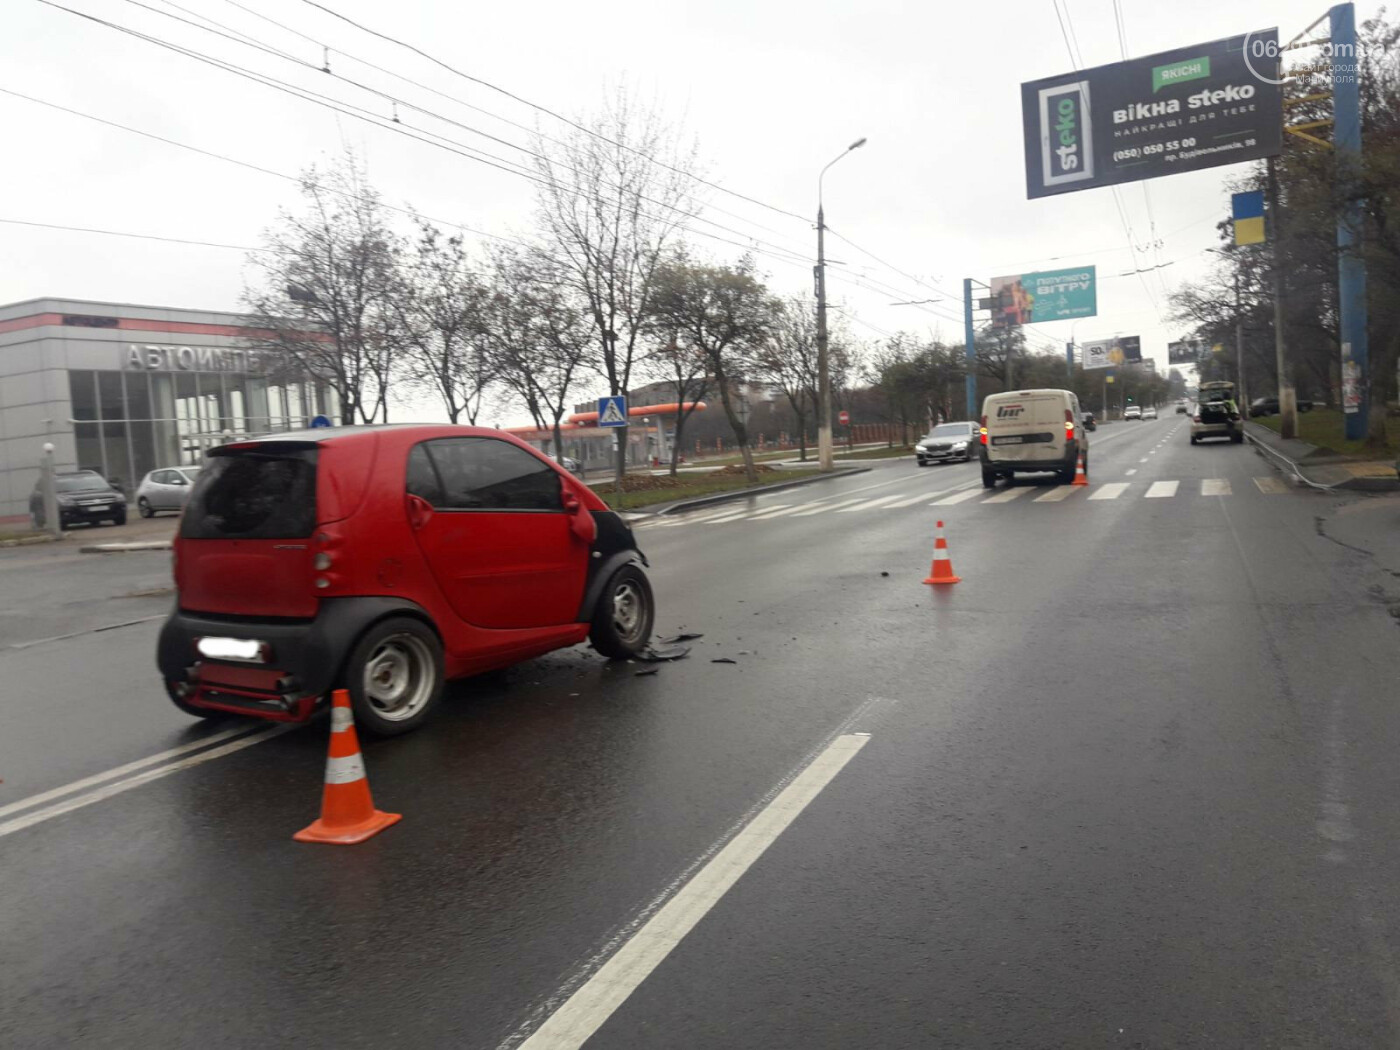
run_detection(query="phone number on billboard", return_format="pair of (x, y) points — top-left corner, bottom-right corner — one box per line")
(1113, 138), (1198, 161)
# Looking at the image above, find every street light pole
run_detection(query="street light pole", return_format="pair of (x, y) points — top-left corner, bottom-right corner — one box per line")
(816, 137), (866, 473)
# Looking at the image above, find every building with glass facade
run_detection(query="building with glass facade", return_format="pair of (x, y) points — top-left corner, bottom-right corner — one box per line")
(0, 297), (340, 525)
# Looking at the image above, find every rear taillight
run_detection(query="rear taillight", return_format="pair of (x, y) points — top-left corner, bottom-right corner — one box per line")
(979, 415), (988, 445)
(1064, 409), (1075, 437)
(313, 527), (345, 593)
(1193, 414), (1202, 422)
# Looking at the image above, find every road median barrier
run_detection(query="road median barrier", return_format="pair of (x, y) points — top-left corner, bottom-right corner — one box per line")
(79, 540), (173, 554)
(629, 466), (872, 522)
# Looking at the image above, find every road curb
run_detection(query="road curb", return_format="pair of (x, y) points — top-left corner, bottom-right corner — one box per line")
(79, 541), (173, 554)
(624, 467), (873, 522)
(1245, 429), (1399, 493)
(0, 533), (66, 549)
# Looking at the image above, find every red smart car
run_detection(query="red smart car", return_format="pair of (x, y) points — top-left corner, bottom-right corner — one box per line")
(157, 425), (654, 735)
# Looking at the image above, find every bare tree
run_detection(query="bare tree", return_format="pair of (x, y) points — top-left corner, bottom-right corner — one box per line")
(529, 89), (699, 483)
(488, 252), (592, 460)
(398, 219), (497, 424)
(243, 151), (403, 425)
(753, 299), (819, 460)
(649, 253), (777, 483)
(643, 336), (711, 476)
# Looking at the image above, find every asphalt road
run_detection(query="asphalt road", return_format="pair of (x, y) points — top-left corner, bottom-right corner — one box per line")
(3, 416), (1400, 1049)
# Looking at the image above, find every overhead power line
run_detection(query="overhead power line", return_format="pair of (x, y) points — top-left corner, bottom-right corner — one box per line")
(0, 216), (284, 252)
(291, 0), (809, 223)
(34, 2), (816, 268)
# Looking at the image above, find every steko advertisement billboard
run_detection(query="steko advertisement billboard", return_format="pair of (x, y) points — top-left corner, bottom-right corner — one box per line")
(1021, 30), (1283, 199)
(989, 266), (1097, 326)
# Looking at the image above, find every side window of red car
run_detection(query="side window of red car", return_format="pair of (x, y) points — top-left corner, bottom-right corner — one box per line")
(406, 444), (445, 505)
(421, 438), (563, 512)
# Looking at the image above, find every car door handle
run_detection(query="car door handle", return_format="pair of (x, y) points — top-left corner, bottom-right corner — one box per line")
(406, 494), (434, 530)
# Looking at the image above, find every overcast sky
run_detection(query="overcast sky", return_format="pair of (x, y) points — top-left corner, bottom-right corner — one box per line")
(4, 0), (1371, 422)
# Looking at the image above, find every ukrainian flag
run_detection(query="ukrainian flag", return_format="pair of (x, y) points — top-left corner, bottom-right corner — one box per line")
(1233, 191), (1265, 246)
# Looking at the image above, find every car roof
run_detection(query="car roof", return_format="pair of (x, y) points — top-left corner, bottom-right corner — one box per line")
(220, 423), (510, 447)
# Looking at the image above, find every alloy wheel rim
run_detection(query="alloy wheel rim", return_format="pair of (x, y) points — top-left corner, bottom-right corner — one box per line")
(611, 581), (646, 644)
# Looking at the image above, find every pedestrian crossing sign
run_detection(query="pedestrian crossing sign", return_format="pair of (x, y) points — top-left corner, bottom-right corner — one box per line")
(598, 396), (628, 427)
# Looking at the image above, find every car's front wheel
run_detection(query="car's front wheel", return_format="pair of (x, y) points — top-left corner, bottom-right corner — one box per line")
(345, 617), (444, 736)
(111, 511), (126, 526)
(589, 564), (655, 659)
(138, 497), (154, 518)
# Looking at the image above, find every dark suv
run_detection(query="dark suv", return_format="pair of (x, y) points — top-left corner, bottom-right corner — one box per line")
(30, 471), (128, 528)
(157, 425), (655, 736)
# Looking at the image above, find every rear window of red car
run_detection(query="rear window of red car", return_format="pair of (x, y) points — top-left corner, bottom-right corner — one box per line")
(182, 449), (318, 539)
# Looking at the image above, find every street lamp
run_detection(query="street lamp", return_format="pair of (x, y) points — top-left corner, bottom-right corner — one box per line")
(816, 136), (866, 473)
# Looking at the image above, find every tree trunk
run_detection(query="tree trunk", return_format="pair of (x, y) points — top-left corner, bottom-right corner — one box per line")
(715, 377), (757, 484)
(795, 409), (808, 461)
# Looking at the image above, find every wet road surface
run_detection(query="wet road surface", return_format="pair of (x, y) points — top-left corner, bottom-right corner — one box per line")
(4, 417), (1400, 1048)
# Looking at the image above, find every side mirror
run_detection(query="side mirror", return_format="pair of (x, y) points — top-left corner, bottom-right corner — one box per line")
(562, 490), (581, 513)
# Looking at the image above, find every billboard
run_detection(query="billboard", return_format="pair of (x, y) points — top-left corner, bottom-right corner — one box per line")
(1082, 336), (1141, 370)
(989, 266), (1097, 326)
(1167, 339), (1202, 365)
(1021, 30), (1283, 199)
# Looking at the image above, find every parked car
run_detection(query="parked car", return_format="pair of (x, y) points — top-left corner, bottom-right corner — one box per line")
(1191, 381), (1244, 444)
(135, 466), (202, 517)
(157, 425), (654, 736)
(980, 388), (1087, 487)
(29, 470), (127, 529)
(1176, 402), (1190, 414)
(1142, 406), (1158, 420)
(545, 451), (581, 473)
(916, 421), (978, 465)
(1124, 405), (1143, 420)
(1250, 396), (1315, 416)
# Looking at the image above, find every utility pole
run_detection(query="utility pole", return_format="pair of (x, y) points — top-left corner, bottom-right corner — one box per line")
(1267, 156), (1297, 439)
(40, 442), (59, 538)
(1066, 341), (1075, 386)
(1235, 269), (1247, 416)
(963, 278), (978, 421)
(1332, 1), (1369, 440)
(815, 137), (866, 473)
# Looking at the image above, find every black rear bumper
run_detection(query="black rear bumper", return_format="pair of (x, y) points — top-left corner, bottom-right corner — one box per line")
(157, 596), (431, 720)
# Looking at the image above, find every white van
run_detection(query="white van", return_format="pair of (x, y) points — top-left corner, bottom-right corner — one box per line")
(979, 388), (1087, 488)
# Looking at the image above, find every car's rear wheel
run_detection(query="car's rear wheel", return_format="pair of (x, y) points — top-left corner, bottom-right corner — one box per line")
(345, 617), (444, 736)
(981, 467), (997, 488)
(138, 497), (154, 518)
(1190, 435), (1199, 445)
(589, 564), (655, 660)
(1231, 432), (1244, 444)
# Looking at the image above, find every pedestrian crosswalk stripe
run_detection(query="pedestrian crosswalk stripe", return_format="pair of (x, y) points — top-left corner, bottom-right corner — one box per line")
(1033, 486), (1079, 502)
(885, 492), (941, 509)
(703, 510), (753, 524)
(1089, 483), (1130, 500)
(744, 504), (795, 520)
(1201, 478), (1232, 496)
(982, 487), (1029, 504)
(837, 494), (908, 513)
(1145, 480), (1178, 498)
(931, 489), (982, 507)
(1253, 476), (1288, 494)
(1125, 469), (1137, 475)
(790, 497), (865, 517)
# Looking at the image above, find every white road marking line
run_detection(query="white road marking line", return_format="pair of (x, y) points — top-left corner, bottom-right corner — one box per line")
(1145, 480), (1179, 498)
(789, 497), (867, 517)
(696, 511), (751, 524)
(1125, 468), (1137, 475)
(737, 504), (790, 519)
(516, 733), (871, 1050)
(981, 486), (1029, 504)
(0, 725), (293, 838)
(1140, 457), (1149, 463)
(885, 493), (939, 509)
(1202, 478), (1232, 496)
(747, 504), (815, 521)
(1033, 486), (1079, 502)
(836, 494), (908, 513)
(1089, 483), (1130, 501)
(0, 725), (263, 821)
(931, 489), (982, 507)
(1254, 476), (1289, 494)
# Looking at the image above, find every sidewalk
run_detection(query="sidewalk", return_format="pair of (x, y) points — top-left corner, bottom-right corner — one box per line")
(1244, 421), (1399, 492)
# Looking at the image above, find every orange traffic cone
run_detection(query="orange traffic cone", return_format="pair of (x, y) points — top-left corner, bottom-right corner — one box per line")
(1071, 450), (1089, 486)
(922, 520), (962, 585)
(294, 690), (401, 845)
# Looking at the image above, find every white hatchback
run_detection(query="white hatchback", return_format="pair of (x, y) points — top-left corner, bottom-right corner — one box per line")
(135, 466), (202, 517)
